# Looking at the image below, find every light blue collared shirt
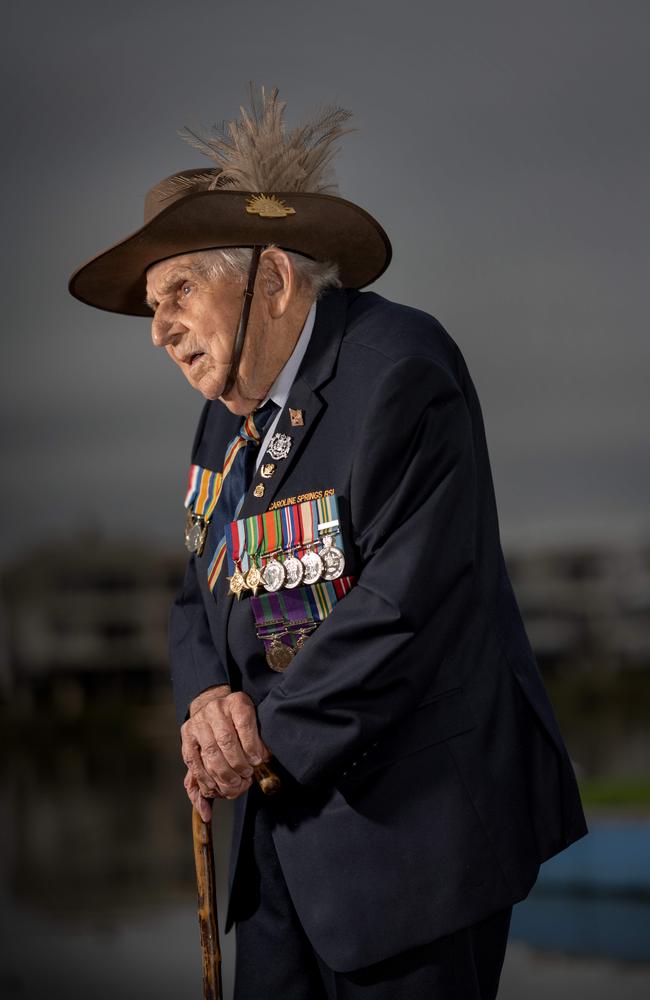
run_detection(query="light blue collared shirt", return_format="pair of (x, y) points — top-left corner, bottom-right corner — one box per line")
(255, 300), (317, 469)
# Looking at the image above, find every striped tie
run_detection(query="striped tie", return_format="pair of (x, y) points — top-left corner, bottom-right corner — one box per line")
(206, 400), (279, 591)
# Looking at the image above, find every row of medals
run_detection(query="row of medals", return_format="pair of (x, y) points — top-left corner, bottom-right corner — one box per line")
(229, 532), (345, 598)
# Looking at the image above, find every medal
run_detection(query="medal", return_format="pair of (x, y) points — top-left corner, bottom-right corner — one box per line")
(300, 547), (324, 585)
(267, 432), (293, 460)
(262, 556), (286, 592)
(320, 534), (346, 580)
(184, 510), (208, 555)
(228, 563), (247, 599)
(294, 625), (316, 652)
(260, 462), (276, 478)
(251, 576), (356, 675)
(283, 552), (304, 589)
(266, 636), (294, 672)
(245, 560), (263, 596)
(184, 464), (225, 559)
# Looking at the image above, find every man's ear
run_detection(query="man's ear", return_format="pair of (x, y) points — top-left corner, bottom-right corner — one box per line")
(257, 248), (294, 318)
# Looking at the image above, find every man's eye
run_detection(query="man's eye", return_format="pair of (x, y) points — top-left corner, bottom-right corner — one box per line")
(181, 283), (192, 296)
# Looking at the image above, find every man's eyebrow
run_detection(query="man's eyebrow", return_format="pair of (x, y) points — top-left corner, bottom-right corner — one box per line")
(145, 269), (192, 309)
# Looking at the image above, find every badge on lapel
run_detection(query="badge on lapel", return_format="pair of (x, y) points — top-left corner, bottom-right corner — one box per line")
(267, 432), (293, 460)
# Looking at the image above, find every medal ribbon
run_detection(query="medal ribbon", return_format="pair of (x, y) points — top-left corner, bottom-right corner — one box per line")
(225, 494), (341, 573)
(184, 413), (260, 522)
(253, 589), (312, 633)
(244, 513), (264, 569)
(280, 502), (301, 553)
(184, 465), (221, 520)
(251, 577), (355, 631)
(251, 576), (356, 660)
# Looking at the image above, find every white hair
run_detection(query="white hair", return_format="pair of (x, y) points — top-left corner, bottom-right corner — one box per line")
(188, 246), (341, 298)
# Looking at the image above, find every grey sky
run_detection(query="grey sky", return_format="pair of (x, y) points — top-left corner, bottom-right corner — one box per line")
(2, 0), (649, 562)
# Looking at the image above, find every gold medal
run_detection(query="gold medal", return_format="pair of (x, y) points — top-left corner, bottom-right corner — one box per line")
(245, 561), (263, 596)
(266, 636), (294, 672)
(228, 564), (247, 599)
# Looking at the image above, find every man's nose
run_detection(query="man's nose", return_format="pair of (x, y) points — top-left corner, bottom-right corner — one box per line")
(151, 311), (185, 348)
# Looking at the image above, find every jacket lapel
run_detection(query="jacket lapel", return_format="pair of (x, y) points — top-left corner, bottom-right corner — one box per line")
(213, 287), (353, 670)
(238, 287), (351, 518)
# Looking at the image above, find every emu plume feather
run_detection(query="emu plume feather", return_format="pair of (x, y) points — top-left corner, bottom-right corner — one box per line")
(175, 84), (353, 195)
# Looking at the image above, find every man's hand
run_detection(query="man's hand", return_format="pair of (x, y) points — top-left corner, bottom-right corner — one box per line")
(181, 685), (271, 820)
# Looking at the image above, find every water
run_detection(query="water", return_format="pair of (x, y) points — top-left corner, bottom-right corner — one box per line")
(511, 822), (650, 962)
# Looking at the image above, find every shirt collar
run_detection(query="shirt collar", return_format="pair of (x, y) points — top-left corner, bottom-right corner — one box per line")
(261, 300), (317, 410)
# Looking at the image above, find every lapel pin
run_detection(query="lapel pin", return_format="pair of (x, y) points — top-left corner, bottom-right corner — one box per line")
(261, 462), (276, 478)
(289, 408), (304, 427)
(253, 483), (265, 498)
(268, 432), (293, 460)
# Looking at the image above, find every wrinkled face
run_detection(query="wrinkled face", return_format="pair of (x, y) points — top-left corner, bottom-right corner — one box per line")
(145, 255), (246, 401)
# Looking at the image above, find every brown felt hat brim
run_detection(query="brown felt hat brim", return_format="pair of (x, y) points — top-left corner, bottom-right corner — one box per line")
(69, 189), (392, 316)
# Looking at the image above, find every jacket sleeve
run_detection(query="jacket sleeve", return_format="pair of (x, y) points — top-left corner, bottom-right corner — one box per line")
(168, 555), (231, 726)
(256, 355), (479, 784)
(168, 400), (230, 726)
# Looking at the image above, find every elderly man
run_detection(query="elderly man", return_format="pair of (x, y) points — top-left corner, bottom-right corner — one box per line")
(70, 87), (587, 1000)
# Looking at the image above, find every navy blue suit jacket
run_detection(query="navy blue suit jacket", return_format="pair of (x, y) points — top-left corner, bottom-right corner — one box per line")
(169, 287), (587, 972)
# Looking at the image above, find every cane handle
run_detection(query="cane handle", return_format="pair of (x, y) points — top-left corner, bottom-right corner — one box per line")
(253, 760), (282, 795)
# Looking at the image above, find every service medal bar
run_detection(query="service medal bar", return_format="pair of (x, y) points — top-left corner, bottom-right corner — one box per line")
(224, 492), (346, 595)
(251, 577), (356, 671)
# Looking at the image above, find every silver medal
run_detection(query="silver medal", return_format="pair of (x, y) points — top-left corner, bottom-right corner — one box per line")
(300, 548), (324, 585)
(283, 553), (304, 589)
(321, 542), (345, 581)
(262, 556), (286, 593)
(267, 432), (293, 461)
(185, 511), (207, 555)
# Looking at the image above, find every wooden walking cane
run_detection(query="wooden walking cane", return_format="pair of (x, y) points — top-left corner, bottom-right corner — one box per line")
(192, 762), (282, 1000)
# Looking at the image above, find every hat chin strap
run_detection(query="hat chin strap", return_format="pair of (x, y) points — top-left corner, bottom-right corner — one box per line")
(222, 245), (263, 398)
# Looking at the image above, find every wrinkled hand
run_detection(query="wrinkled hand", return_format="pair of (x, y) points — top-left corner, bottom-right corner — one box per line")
(181, 685), (271, 822)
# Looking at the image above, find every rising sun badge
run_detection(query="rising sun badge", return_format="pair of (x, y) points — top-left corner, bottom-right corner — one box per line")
(246, 194), (296, 218)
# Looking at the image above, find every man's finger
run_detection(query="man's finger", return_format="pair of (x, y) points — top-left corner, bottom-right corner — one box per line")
(184, 768), (215, 822)
(191, 786), (213, 823)
(188, 716), (251, 795)
(181, 728), (222, 797)
(228, 693), (271, 765)
(201, 699), (256, 776)
(191, 710), (255, 784)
